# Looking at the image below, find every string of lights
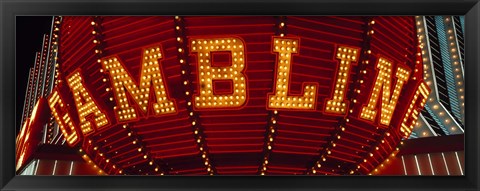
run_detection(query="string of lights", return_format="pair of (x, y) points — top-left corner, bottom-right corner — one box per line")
(259, 16), (285, 175)
(175, 16), (217, 175)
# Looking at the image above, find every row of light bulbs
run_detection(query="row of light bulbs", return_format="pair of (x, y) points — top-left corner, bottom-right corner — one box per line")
(333, 18), (376, 175)
(344, 18), (399, 175)
(79, 147), (107, 175)
(94, 16), (166, 175)
(175, 16), (215, 175)
(36, 34), (50, 102)
(45, 16), (63, 144)
(84, 16), (122, 175)
(444, 17), (465, 122)
(260, 17), (285, 175)
(122, 124), (166, 175)
(368, 17), (431, 174)
(416, 16), (463, 135)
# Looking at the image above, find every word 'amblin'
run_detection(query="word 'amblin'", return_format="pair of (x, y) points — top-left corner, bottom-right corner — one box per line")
(48, 37), (429, 146)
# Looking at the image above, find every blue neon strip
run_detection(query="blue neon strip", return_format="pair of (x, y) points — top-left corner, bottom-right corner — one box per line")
(424, 104), (450, 135)
(460, 16), (465, 34)
(434, 16), (462, 123)
(409, 132), (418, 139)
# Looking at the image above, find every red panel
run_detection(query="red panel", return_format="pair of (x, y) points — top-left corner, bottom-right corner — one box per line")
(398, 134), (464, 155)
(53, 160), (72, 175)
(457, 151), (465, 173)
(403, 155), (419, 175)
(430, 153), (449, 175)
(35, 160), (54, 175)
(375, 156), (404, 175)
(383, 152), (465, 176)
(444, 151), (463, 175)
(416, 154), (434, 175)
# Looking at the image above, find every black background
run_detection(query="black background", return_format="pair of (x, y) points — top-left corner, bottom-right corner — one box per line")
(16, 16), (52, 134)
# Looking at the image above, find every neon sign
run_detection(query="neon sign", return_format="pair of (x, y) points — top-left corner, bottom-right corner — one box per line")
(48, 36), (429, 146)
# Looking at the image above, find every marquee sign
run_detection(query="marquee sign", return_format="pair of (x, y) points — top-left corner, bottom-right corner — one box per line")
(39, 16), (430, 175)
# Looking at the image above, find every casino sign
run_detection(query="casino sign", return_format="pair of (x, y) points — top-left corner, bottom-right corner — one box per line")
(22, 16), (430, 175)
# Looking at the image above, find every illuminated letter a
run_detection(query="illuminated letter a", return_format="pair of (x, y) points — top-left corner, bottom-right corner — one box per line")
(101, 45), (177, 122)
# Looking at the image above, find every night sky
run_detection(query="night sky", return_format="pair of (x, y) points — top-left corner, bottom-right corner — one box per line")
(16, 16), (52, 134)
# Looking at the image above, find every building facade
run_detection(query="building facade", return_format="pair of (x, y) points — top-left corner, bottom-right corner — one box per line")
(16, 16), (465, 176)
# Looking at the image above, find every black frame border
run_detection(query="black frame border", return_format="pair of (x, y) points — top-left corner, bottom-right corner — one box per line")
(1, 0), (479, 190)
